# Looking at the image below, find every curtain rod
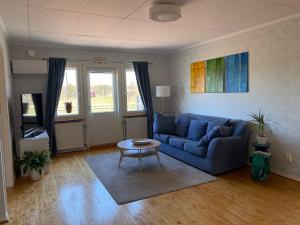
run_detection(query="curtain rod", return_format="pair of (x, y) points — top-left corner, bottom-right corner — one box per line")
(40, 57), (153, 64)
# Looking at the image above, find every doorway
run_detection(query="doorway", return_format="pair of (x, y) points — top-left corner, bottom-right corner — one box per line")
(84, 67), (121, 147)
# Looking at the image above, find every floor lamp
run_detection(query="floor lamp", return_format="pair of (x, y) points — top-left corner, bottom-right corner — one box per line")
(156, 86), (170, 113)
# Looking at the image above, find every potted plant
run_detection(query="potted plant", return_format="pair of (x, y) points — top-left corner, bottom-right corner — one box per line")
(18, 150), (50, 181)
(249, 109), (274, 144)
(43, 151), (52, 174)
(65, 102), (72, 113)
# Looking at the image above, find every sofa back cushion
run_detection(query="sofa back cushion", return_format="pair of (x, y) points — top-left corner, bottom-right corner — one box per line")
(230, 120), (249, 137)
(197, 125), (233, 147)
(175, 114), (191, 137)
(206, 119), (231, 133)
(187, 120), (207, 141)
(153, 113), (176, 135)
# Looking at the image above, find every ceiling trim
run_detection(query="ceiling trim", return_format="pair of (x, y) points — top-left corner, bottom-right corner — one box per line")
(172, 12), (300, 54)
(9, 42), (170, 55)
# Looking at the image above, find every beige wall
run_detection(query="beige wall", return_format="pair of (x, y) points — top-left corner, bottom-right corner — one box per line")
(169, 16), (300, 181)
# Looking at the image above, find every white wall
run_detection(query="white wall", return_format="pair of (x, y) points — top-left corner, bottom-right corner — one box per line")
(0, 20), (12, 220)
(9, 45), (170, 152)
(169, 16), (300, 181)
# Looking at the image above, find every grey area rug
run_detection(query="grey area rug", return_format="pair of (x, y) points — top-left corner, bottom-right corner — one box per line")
(85, 151), (217, 205)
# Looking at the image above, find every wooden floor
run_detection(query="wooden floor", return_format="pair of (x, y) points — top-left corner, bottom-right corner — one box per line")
(4, 146), (300, 225)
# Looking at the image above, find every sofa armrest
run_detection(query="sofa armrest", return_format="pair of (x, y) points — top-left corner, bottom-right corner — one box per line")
(207, 136), (247, 160)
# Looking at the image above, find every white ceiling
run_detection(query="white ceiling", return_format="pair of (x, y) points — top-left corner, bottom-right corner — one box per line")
(0, 0), (299, 53)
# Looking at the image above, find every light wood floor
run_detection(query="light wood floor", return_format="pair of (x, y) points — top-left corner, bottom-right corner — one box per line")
(4, 146), (300, 225)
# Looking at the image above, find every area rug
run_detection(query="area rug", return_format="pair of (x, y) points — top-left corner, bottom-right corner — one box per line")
(85, 151), (217, 204)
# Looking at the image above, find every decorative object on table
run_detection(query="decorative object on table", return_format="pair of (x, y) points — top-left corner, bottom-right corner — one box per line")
(190, 52), (248, 93)
(85, 151), (217, 205)
(65, 102), (72, 113)
(249, 151), (271, 182)
(18, 150), (51, 180)
(156, 85), (170, 113)
(117, 139), (161, 172)
(249, 109), (275, 145)
(131, 138), (152, 145)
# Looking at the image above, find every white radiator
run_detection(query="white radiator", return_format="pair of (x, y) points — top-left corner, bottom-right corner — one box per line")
(55, 121), (85, 152)
(125, 116), (148, 139)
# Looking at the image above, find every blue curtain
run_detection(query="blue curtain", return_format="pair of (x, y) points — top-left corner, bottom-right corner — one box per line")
(133, 61), (154, 138)
(45, 58), (66, 155)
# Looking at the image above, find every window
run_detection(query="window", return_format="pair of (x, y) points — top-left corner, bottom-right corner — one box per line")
(125, 69), (144, 112)
(89, 71), (115, 113)
(56, 68), (80, 116)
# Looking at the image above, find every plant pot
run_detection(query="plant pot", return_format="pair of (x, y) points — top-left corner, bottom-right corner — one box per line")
(65, 102), (72, 113)
(257, 135), (268, 145)
(30, 168), (44, 181)
(23, 103), (29, 114)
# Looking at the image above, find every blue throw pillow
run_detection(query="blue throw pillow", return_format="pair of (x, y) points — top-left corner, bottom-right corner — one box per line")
(153, 113), (176, 135)
(187, 120), (208, 141)
(175, 114), (191, 137)
(197, 125), (232, 147)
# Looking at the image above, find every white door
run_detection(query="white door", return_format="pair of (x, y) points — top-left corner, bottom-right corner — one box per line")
(85, 68), (121, 147)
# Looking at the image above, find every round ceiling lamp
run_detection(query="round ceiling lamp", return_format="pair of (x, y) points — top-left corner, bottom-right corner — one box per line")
(149, 4), (181, 22)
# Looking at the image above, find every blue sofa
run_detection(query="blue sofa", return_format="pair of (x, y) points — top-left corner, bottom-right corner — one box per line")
(154, 113), (249, 175)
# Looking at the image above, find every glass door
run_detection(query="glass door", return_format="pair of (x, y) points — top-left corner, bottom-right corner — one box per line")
(85, 68), (120, 147)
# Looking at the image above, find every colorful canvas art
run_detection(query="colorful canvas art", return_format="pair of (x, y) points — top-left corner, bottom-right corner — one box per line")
(190, 61), (205, 93)
(190, 52), (249, 93)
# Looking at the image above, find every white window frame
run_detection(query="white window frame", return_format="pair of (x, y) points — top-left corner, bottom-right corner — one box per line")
(87, 67), (117, 115)
(123, 66), (145, 116)
(55, 65), (84, 121)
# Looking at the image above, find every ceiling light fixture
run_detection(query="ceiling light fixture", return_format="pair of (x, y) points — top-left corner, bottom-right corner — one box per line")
(149, 4), (181, 22)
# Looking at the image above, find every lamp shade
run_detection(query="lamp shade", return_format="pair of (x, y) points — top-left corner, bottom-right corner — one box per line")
(156, 86), (170, 97)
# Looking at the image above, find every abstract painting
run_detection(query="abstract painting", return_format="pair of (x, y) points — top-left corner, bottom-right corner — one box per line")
(190, 52), (249, 93)
(190, 61), (205, 93)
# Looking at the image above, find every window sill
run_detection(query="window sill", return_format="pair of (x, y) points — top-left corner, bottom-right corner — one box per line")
(55, 115), (84, 123)
(124, 111), (146, 118)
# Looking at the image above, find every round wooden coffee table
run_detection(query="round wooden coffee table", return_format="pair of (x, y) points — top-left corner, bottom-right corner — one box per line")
(117, 139), (161, 172)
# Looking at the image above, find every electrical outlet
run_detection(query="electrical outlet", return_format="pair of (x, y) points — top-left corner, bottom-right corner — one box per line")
(285, 153), (292, 163)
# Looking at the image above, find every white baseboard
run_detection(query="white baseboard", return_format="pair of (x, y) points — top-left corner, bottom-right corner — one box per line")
(271, 168), (300, 182)
(247, 161), (300, 182)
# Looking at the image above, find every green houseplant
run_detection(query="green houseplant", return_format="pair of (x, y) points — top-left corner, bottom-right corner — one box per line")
(65, 102), (72, 113)
(249, 109), (274, 144)
(18, 150), (50, 180)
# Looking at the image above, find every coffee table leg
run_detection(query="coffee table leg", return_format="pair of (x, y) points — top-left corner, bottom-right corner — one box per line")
(155, 148), (162, 167)
(139, 149), (142, 172)
(118, 149), (123, 168)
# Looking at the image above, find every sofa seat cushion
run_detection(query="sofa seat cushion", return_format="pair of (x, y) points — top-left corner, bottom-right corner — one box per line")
(154, 133), (176, 144)
(187, 120), (208, 141)
(184, 141), (207, 157)
(169, 137), (189, 149)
